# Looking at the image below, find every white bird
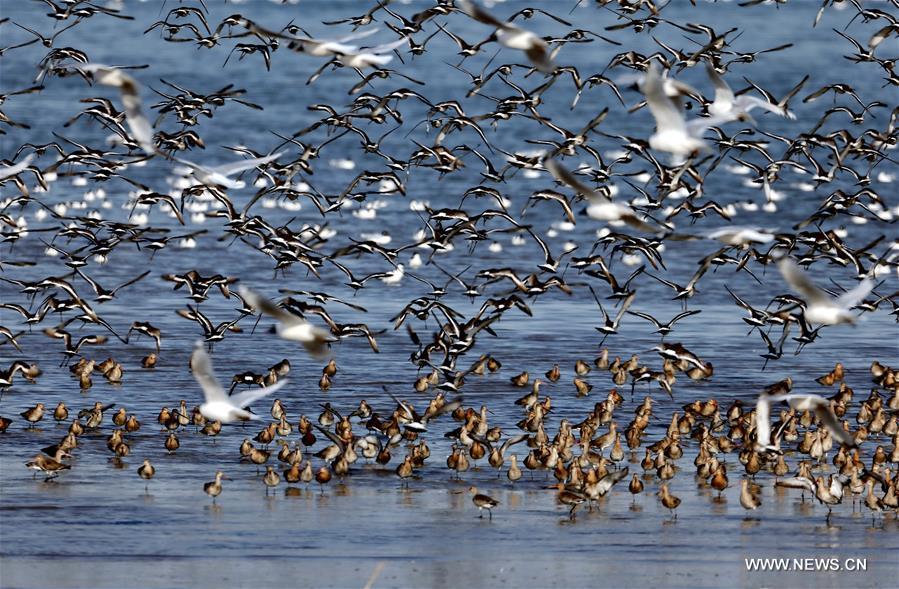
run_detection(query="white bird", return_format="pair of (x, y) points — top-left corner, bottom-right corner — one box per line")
(706, 63), (796, 122)
(544, 159), (660, 232)
(237, 19), (404, 69)
(174, 151), (284, 189)
(643, 64), (731, 159)
(458, 0), (554, 73)
(77, 64), (156, 155)
(191, 343), (287, 423)
(380, 264), (405, 285)
(706, 226), (776, 247)
(238, 286), (336, 358)
(778, 258), (873, 325)
(336, 36), (408, 69)
(755, 392), (855, 453)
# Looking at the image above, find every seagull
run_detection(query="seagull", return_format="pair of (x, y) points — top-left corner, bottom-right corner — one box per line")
(544, 159), (660, 232)
(77, 64), (156, 155)
(458, 0), (555, 73)
(239, 286), (336, 358)
(642, 64), (730, 158)
(174, 151), (284, 189)
(705, 227), (776, 247)
(778, 258), (873, 325)
(190, 342), (287, 423)
(237, 18), (405, 69)
(755, 391), (855, 453)
(706, 63), (796, 122)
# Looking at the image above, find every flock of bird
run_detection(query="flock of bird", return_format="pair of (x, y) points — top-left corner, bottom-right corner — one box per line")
(1, 0), (898, 530)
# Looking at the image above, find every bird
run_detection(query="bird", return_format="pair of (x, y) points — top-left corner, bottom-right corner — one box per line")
(544, 159), (660, 232)
(778, 258), (873, 325)
(204, 471), (227, 504)
(457, 0), (555, 73)
(239, 286), (336, 358)
(755, 391), (855, 452)
(642, 63), (731, 159)
(190, 342), (287, 423)
(468, 486), (499, 520)
(740, 478), (762, 513)
(137, 459), (155, 492)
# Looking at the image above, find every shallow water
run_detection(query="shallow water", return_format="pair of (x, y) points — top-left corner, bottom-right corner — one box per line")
(1, 0), (898, 588)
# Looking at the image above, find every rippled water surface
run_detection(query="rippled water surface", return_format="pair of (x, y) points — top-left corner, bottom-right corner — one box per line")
(1, 0), (898, 588)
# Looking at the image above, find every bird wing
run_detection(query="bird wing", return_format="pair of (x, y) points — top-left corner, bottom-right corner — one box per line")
(735, 95), (792, 118)
(835, 277), (873, 309)
(705, 63), (734, 107)
(778, 258), (830, 305)
(190, 343), (227, 403)
(643, 65), (686, 133)
(230, 379), (288, 409)
(368, 36), (409, 55)
(775, 476), (815, 493)
(0, 154), (35, 180)
(459, 0), (509, 29)
(754, 393), (773, 449)
(770, 393), (856, 447)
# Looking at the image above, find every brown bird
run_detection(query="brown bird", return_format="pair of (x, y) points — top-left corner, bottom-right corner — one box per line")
(137, 459), (155, 491)
(26, 453), (70, 480)
(469, 486), (499, 520)
(658, 483), (681, 519)
(629, 474), (644, 503)
(204, 471), (228, 503)
(20, 403), (44, 427)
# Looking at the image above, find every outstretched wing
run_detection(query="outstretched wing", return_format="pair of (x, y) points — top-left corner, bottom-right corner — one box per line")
(778, 258), (830, 305)
(190, 343), (226, 403)
(230, 379), (288, 409)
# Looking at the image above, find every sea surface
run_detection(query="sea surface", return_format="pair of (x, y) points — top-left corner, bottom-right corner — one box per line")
(1, 0), (898, 588)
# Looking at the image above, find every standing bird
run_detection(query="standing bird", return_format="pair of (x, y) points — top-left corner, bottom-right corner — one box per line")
(20, 403), (44, 427)
(629, 474), (644, 504)
(469, 486), (499, 520)
(137, 459), (155, 492)
(263, 466), (280, 496)
(204, 471), (227, 504)
(658, 483), (681, 519)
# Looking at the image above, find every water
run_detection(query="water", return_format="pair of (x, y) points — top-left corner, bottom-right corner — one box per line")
(1, 0), (898, 587)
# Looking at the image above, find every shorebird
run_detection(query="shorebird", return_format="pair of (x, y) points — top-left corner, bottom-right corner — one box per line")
(190, 342), (287, 423)
(20, 403), (45, 427)
(26, 453), (70, 481)
(468, 486), (499, 520)
(204, 471), (228, 504)
(658, 483), (681, 519)
(137, 459), (155, 492)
